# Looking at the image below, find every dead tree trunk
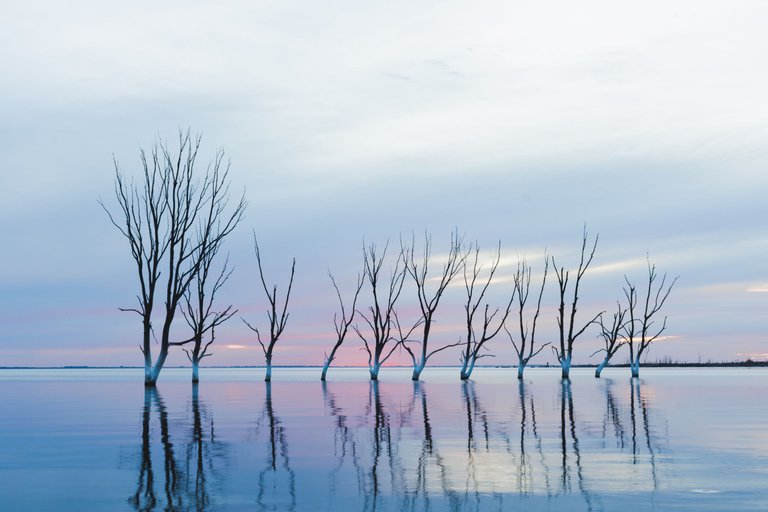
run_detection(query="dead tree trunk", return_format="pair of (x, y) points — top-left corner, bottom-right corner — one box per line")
(624, 258), (678, 378)
(321, 270), (364, 381)
(551, 228), (602, 380)
(459, 243), (513, 380)
(243, 237), (296, 382)
(507, 255), (550, 379)
(401, 231), (467, 381)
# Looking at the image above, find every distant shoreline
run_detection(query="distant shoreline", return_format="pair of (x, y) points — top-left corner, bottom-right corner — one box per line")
(2, 361), (767, 370)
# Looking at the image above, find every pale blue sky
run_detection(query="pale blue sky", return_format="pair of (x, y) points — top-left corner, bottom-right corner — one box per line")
(1, 0), (766, 367)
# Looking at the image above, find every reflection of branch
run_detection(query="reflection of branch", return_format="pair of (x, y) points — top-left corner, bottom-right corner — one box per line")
(523, 381), (552, 497)
(517, 381), (533, 495)
(188, 384), (210, 510)
(321, 382), (355, 475)
(631, 379), (660, 491)
(601, 379), (626, 449)
(183, 383), (228, 511)
(559, 381), (595, 511)
(412, 382), (461, 511)
(256, 382), (296, 511)
(129, 389), (157, 511)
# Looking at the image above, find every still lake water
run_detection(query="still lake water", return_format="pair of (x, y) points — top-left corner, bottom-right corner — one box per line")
(0, 367), (766, 511)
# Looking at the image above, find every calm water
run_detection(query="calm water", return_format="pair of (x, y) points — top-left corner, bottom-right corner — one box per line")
(1, 367), (766, 511)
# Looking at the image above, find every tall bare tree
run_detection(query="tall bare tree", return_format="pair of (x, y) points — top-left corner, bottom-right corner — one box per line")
(354, 242), (409, 381)
(459, 243), (513, 380)
(321, 270), (364, 381)
(551, 229), (602, 379)
(102, 130), (244, 386)
(593, 302), (628, 378)
(623, 259), (678, 378)
(507, 255), (550, 379)
(401, 231), (467, 381)
(173, 156), (245, 382)
(243, 237), (296, 382)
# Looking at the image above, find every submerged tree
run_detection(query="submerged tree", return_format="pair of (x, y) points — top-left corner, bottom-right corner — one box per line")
(459, 243), (513, 380)
(321, 270), (364, 381)
(102, 130), (244, 386)
(507, 255), (550, 379)
(551, 229), (602, 379)
(401, 231), (467, 381)
(593, 302), (628, 378)
(243, 238), (296, 382)
(174, 159), (246, 382)
(178, 252), (237, 383)
(623, 259), (678, 378)
(355, 242), (409, 381)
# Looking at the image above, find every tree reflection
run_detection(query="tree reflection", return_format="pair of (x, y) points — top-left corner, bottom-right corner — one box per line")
(184, 383), (227, 511)
(321, 381), (360, 498)
(517, 380), (551, 497)
(129, 388), (159, 511)
(410, 382), (461, 511)
(264, 377), (668, 510)
(129, 386), (227, 512)
(364, 381), (415, 511)
(255, 382), (296, 511)
(630, 379), (661, 490)
(559, 380), (596, 511)
(601, 379), (626, 449)
(129, 388), (181, 511)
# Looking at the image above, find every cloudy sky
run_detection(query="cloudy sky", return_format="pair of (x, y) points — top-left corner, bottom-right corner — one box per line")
(1, 0), (766, 369)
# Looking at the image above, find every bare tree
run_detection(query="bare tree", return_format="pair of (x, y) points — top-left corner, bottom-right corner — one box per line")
(459, 243), (513, 380)
(623, 259), (678, 378)
(243, 237), (296, 382)
(321, 270), (364, 381)
(593, 302), (628, 378)
(507, 255), (550, 379)
(401, 231), (467, 381)
(102, 130), (244, 386)
(178, 253), (237, 383)
(354, 242), (409, 381)
(173, 157), (245, 382)
(551, 229), (602, 379)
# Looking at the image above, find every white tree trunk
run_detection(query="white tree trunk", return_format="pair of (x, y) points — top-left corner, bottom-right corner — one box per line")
(595, 356), (609, 378)
(320, 360), (331, 381)
(411, 362), (425, 381)
(369, 361), (381, 381)
(144, 364), (154, 386)
(460, 356), (476, 380)
(192, 361), (200, 383)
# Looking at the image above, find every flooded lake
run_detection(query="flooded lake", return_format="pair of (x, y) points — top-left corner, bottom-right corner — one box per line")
(0, 367), (766, 511)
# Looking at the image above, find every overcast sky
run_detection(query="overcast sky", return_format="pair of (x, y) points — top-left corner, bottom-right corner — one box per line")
(1, 0), (766, 369)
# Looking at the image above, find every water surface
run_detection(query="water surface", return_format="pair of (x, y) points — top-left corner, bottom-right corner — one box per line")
(1, 367), (766, 511)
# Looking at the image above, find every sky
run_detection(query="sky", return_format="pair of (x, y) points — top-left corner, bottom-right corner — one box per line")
(1, 0), (766, 369)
